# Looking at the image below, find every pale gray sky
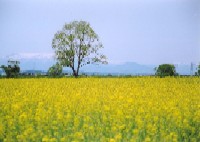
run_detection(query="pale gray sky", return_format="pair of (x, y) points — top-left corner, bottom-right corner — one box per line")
(0, 0), (200, 65)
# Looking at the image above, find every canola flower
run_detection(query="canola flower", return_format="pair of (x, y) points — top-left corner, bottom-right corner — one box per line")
(0, 77), (200, 142)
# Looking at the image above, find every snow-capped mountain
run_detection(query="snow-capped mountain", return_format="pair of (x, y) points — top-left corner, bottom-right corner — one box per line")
(1, 53), (54, 60)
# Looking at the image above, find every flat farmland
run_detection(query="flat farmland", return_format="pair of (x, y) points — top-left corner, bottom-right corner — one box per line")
(0, 77), (199, 142)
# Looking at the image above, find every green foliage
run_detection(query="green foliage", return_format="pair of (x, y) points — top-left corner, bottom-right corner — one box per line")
(1, 65), (20, 78)
(195, 64), (200, 76)
(52, 20), (107, 77)
(48, 63), (63, 77)
(155, 64), (178, 77)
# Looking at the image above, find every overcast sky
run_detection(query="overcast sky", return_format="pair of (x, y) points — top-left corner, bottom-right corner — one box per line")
(0, 0), (200, 65)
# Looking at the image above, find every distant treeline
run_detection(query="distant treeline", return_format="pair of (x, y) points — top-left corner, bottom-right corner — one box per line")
(0, 74), (199, 79)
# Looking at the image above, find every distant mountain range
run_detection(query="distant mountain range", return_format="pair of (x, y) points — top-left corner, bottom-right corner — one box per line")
(80, 62), (156, 75)
(0, 57), (196, 75)
(81, 62), (195, 75)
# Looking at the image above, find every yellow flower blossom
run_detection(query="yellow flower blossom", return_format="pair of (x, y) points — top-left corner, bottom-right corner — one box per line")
(0, 77), (199, 141)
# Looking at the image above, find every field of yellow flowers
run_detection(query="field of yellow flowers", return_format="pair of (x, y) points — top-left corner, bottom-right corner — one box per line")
(0, 77), (200, 142)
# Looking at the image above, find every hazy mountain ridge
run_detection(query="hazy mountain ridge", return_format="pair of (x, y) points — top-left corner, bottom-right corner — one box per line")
(80, 62), (156, 75)
(0, 57), (195, 75)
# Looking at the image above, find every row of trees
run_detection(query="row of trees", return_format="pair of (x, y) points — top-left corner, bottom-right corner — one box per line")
(47, 63), (200, 78)
(1, 61), (200, 78)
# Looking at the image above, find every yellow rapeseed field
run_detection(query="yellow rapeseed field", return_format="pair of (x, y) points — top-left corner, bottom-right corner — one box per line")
(0, 77), (200, 142)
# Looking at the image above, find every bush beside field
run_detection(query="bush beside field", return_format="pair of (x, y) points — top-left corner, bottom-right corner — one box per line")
(0, 78), (200, 142)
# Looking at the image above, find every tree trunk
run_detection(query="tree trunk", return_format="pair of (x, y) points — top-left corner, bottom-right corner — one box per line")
(71, 67), (78, 78)
(74, 72), (78, 78)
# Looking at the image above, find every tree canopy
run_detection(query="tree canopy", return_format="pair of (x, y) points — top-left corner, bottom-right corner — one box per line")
(52, 21), (107, 77)
(155, 64), (178, 77)
(1, 60), (20, 78)
(47, 63), (63, 77)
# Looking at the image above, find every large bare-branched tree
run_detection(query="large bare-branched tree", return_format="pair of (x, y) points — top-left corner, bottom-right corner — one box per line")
(52, 21), (107, 77)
